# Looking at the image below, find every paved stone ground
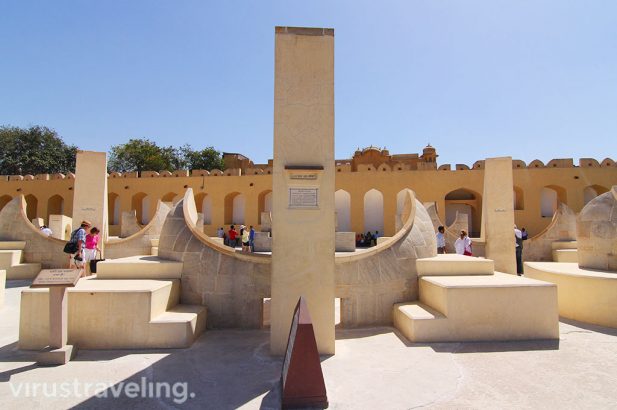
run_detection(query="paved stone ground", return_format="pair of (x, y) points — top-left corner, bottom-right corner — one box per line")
(1, 281), (616, 409)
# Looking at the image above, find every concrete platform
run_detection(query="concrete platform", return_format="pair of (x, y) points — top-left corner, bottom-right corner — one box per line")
(552, 248), (578, 263)
(525, 261), (617, 328)
(416, 254), (494, 276)
(551, 240), (577, 250)
(1, 281), (617, 408)
(19, 277), (206, 349)
(96, 255), (183, 279)
(394, 273), (559, 342)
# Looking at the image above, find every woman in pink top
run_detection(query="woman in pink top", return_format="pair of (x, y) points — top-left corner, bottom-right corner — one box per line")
(84, 227), (101, 274)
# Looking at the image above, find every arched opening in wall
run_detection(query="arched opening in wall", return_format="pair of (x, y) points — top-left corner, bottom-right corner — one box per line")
(224, 192), (245, 225)
(24, 194), (38, 222)
(363, 189), (384, 234)
(108, 193), (120, 225)
(335, 190), (351, 232)
(444, 188), (482, 236)
(513, 186), (524, 210)
(202, 195), (212, 225)
(258, 190), (273, 224)
(47, 195), (64, 223)
(541, 185), (566, 217)
(131, 192), (150, 225)
(583, 185), (609, 205)
(161, 192), (179, 204)
(0, 195), (12, 213)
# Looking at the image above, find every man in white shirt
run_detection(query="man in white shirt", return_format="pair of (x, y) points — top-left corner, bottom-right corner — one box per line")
(454, 230), (472, 255)
(40, 225), (53, 237)
(436, 226), (446, 254)
(514, 225), (523, 276)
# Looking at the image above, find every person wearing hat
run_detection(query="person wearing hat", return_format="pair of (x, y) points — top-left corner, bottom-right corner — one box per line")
(68, 220), (91, 271)
(241, 224), (250, 252)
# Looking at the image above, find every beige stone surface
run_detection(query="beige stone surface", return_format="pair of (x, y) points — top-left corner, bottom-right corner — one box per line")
(552, 248), (578, 262)
(72, 151), (109, 245)
(523, 203), (577, 262)
(481, 157), (517, 274)
(270, 27), (336, 355)
(19, 277), (206, 349)
(576, 186), (617, 271)
(120, 210), (141, 237)
(96, 255), (183, 279)
(525, 261), (617, 328)
(48, 214), (72, 240)
(416, 254), (494, 276)
(394, 272), (559, 342)
(335, 232), (355, 252)
(253, 231), (271, 252)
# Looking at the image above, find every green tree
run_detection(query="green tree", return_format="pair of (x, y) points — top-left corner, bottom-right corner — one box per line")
(108, 139), (181, 173)
(0, 125), (77, 175)
(179, 144), (224, 171)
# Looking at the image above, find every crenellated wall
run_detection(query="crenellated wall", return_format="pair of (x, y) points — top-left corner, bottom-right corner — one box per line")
(1, 156), (616, 239)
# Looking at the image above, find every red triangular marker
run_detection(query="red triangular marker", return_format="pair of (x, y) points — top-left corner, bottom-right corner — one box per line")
(281, 296), (328, 409)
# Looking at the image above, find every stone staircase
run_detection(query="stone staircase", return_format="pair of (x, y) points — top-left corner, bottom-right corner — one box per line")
(20, 276), (206, 350)
(0, 241), (41, 280)
(551, 241), (578, 263)
(394, 254), (558, 342)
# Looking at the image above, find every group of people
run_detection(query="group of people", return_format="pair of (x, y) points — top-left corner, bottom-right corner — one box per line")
(435, 225), (473, 256)
(436, 224), (529, 276)
(67, 220), (101, 274)
(356, 231), (380, 247)
(218, 224), (255, 252)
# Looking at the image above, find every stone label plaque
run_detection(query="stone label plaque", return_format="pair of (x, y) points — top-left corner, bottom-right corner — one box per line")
(289, 173), (318, 180)
(289, 188), (318, 208)
(32, 269), (81, 288)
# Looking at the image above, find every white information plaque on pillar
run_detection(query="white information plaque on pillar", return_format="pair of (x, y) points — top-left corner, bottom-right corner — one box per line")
(289, 188), (319, 209)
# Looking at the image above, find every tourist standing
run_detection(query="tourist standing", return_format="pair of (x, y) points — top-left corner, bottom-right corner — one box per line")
(68, 220), (91, 270)
(454, 230), (472, 256)
(515, 225), (524, 276)
(249, 225), (255, 252)
(84, 227), (101, 276)
(436, 226), (446, 254)
(373, 231), (380, 246)
(217, 227), (225, 238)
(228, 225), (237, 248)
(241, 225), (250, 252)
(40, 225), (53, 237)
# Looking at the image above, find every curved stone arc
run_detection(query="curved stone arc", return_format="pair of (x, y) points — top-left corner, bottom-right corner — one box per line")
(156, 188), (436, 328)
(0, 195), (67, 268)
(523, 203), (577, 262)
(105, 200), (172, 259)
(576, 185), (617, 271)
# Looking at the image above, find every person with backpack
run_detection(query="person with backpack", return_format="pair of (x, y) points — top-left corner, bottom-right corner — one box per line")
(65, 220), (91, 270)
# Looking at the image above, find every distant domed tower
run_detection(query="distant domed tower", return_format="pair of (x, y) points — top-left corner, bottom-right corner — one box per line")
(422, 144), (438, 163)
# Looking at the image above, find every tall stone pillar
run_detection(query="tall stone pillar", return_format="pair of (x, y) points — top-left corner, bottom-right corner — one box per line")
(270, 26), (335, 355)
(72, 151), (109, 246)
(481, 157), (516, 274)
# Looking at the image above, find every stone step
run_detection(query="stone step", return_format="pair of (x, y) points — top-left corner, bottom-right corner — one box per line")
(19, 278), (188, 350)
(552, 249), (578, 263)
(150, 239), (159, 247)
(149, 305), (208, 348)
(393, 302), (449, 343)
(96, 255), (182, 279)
(0, 250), (23, 268)
(395, 273), (559, 342)
(0, 241), (27, 250)
(7, 263), (41, 280)
(416, 254), (494, 277)
(551, 241), (577, 250)
(151, 247), (159, 256)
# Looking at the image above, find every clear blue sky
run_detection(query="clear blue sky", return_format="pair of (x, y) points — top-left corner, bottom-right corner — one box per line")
(1, 1), (616, 166)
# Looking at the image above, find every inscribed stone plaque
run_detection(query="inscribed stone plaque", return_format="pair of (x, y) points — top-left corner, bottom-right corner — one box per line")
(32, 269), (81, 288)
(289, 188), (318, 208)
